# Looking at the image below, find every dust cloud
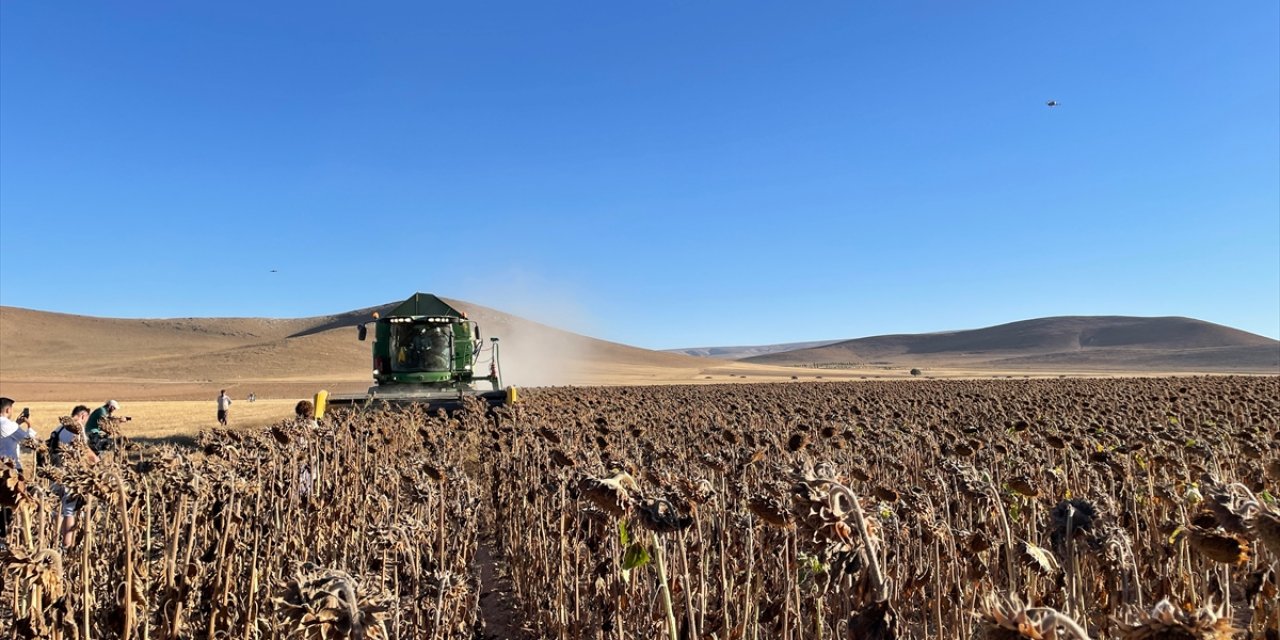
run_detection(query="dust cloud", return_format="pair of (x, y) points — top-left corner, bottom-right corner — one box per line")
(487, 320), (593, 388)
(453, 272), (600, 388)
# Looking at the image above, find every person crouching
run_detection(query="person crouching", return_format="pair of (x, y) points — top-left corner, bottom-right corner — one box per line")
(50, 405), (100, 548)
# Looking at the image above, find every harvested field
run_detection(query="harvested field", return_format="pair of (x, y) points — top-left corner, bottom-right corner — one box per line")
(2, 376), (1278, 638)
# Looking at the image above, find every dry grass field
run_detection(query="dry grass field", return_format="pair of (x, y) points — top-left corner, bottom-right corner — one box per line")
(10, 398), (303, 442)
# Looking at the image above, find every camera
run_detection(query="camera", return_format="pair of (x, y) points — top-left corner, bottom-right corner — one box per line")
(124, 416), (133, 422)
(19, 407), (29, 420)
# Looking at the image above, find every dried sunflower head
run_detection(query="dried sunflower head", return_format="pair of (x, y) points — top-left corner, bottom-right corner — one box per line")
(847, 600), (898, 640)
(578, 473), (634, 517)
(1197, 485), (1251, 534)
(1176, 526), (1250, 566)
(978, 596), (1045, 640)
(1008, 477), (1039, 498)
(679, 478), (716, 505)
(787, 432), (809, 453)
(422, 464), (446, 483)
(1250, 508), (1280, 559)
(747, 495), (795, 529)
(635, 497), (693, 534)
(1018, 540), (1061, 578)
(549, 449), (575, 468)
(1118, 598), (1234, 640)
(979, 595), (1092, 640)
(1049, 499), (1098, 553)
(0, 547), (65, 600)
(873, 486), (900, 503)
(0, 459), (32, 508)
(272, 566), (391, 639)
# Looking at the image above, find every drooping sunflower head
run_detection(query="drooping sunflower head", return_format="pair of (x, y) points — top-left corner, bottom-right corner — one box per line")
(1118, 599), (1234, 640)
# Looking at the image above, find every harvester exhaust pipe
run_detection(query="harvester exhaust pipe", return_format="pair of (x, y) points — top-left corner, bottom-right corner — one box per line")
(490, 337), (502, 388)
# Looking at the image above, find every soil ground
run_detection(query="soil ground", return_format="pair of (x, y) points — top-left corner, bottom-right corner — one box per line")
(474, 541), (536, 639)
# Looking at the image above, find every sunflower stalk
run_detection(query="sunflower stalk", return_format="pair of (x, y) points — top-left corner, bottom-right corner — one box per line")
(652, 532), (680, 640)
(822, 481), (889, 602)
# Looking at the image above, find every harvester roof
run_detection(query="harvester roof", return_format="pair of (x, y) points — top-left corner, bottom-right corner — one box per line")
(387, 293), (465, 319)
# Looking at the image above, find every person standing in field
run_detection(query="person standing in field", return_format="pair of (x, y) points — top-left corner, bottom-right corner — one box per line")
(217, 390), (232, 426)
(0, 397), (38, 471)
(86, 400), (119, 452)
(50, 405), (99, 548)
(294, 400), (319, 429)
(293, 399), (318, 500)
(0, 397), (39, 544)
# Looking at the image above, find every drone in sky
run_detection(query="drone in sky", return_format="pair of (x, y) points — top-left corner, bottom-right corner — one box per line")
(1046, 100), (1060, 108)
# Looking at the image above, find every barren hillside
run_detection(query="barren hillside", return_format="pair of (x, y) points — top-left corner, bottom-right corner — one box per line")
(4, 307), (1273, 403)
(664, 339), (844, 360)
(0, 300), (837, 400)
(743, 316), (1279, 372)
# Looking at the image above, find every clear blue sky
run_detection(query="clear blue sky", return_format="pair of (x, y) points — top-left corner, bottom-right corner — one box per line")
(2, 2), (1277, 349)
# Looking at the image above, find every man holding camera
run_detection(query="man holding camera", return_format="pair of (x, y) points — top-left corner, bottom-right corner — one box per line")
(86, 399), (121, 452)
(0, 397), (38, 471)
(0, 397), (39, 545)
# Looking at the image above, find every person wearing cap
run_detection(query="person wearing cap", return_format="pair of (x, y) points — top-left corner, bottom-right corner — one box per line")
(86, 400), (119, 452)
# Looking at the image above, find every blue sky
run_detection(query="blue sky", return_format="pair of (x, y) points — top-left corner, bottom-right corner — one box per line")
(2, 2), (1277, 349)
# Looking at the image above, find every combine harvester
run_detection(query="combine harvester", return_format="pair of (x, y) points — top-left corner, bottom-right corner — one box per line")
(318, 293), (517, 414)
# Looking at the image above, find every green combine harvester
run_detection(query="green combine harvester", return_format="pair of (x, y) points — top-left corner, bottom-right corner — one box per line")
(320, 293), (516, 413)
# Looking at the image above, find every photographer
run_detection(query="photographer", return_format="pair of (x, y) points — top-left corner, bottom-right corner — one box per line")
(51, 405), (99, 548)
(0, 397), (38, 544)
(0, 397), (38, 471)
(86, 400), (121, 452)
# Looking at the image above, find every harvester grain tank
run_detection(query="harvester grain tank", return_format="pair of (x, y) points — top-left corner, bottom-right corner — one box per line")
(322, 293), (515, 412)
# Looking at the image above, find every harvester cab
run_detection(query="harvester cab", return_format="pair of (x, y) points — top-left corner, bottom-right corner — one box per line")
(321, 293), (515, 413)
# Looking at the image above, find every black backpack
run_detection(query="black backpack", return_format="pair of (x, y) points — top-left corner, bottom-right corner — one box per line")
(37, 427), (65, 467)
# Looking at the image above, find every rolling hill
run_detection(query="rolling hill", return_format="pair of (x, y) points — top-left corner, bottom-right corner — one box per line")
(2, 307), (1274, 402)
(663, 340), (844, 360)
(741, 316), (1279, 372)
(0, 299), (841, 401)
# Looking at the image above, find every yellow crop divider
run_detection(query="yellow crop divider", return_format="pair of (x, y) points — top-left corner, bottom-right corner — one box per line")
(315, 390), (329, 419)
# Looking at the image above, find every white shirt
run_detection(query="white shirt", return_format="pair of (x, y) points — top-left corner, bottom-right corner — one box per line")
(0, 415), (38, 469)
(217, 394), (232, 411)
